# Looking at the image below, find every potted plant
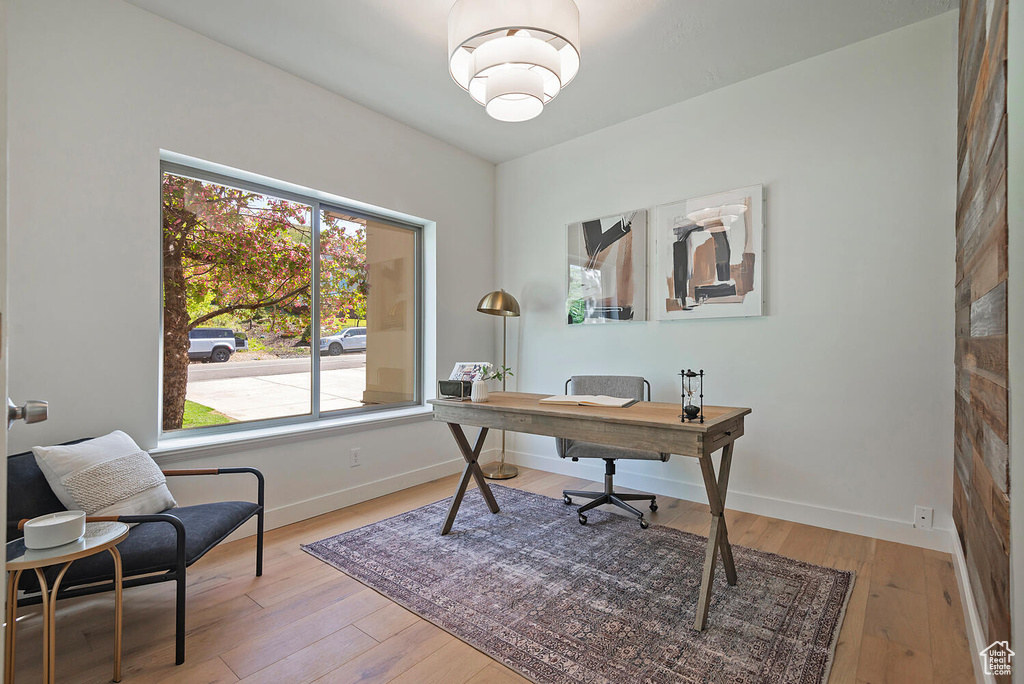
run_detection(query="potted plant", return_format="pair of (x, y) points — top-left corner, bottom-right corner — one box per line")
(471, 365), (514, 403)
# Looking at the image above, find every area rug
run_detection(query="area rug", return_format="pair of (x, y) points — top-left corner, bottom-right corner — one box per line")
(302, 485), (854, 684)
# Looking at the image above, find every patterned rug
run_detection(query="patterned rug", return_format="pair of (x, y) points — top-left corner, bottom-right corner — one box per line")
(302, 485), (854, 684)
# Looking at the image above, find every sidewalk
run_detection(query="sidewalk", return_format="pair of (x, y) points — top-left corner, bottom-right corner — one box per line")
(186, 367), (367, 421)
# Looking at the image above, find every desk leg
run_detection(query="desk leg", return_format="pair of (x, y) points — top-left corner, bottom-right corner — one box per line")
(714, 445), (737, 586)
(110, 547), (123, 683)
(694, 442), (737, 631)
(441, 423), (497, 535)
(5, 570), (22, 684)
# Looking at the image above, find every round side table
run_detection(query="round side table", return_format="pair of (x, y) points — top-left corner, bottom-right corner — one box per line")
(5, 521), (129, 684)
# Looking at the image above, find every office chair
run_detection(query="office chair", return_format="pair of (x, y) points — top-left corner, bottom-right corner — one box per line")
(556, 375), (670, 529)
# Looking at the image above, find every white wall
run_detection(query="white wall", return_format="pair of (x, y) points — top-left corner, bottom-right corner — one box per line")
(1007, 0), (1022, 672)
(495, 13), (957, 548)
(0, 2), (9, 679)
(6, 0), (495, 528)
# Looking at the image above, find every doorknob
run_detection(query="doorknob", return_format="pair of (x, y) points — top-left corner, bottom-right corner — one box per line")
(7, 398), (48, 429)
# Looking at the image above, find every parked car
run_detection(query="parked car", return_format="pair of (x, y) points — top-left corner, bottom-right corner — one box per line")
(188, 328), (248, 363)
(320, 327), (366, 355)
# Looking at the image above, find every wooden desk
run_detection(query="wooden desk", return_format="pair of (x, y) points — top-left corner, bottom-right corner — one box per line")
(430, 392), (751, 631)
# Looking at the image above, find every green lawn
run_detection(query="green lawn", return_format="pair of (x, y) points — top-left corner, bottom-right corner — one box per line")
(183, 400), (233, 429)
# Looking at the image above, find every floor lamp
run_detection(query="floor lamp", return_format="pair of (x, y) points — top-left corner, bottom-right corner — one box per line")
(476, 289), (520, 480)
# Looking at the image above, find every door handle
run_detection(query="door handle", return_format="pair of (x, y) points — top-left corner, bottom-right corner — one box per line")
(7, 398), (48, 429)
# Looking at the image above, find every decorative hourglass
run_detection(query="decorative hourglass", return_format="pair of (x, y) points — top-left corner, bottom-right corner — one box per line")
(679, 369), (704, 423)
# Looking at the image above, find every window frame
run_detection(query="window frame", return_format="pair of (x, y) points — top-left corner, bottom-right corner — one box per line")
(159, 159), (425, 440)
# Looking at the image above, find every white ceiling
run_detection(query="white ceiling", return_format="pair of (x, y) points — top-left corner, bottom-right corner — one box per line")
(124, 0), (954, 163)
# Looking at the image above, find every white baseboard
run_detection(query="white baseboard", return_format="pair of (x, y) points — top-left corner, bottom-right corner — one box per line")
(948, 529), (991, 684)
(506, 450), (953, 552)
(223, 457), (464, 542)
(265, 457), (465, 529)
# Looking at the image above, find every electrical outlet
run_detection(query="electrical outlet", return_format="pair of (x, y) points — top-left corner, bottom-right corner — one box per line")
(350, 448), (361, 468)
(914, 506), (933, 530)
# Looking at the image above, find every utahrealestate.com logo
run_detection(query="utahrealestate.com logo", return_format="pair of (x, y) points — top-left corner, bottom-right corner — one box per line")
(980, 641), (1014, 677)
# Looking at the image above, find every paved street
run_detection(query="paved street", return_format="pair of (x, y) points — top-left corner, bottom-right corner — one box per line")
(188, 352), (365, 381)
(186, 352), (367, 421)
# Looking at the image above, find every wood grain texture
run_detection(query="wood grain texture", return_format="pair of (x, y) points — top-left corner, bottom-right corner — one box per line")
(8, 468), (973, 683)
(430, 392), (749, 457)
(431, 392), (750, 433)
(954, 0), (1011, 661)
(923, 554), (976, 684)
(970, 281), (1007, 336)
(387, 640), (492, 684)
(827, 559), (871, 682)
(855, 634), (933, 684)
(862, 584), (931, 653)
(872, 540), (927, 595)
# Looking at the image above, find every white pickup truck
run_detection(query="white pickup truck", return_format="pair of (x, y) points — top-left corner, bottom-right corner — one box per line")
(188, 328), (248, 363)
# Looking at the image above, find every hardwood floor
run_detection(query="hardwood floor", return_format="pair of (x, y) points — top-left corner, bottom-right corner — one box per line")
(8, 467), (975, 683)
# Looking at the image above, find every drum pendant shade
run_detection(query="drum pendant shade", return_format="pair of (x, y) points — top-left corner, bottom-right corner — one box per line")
(448, 0), (580, 123)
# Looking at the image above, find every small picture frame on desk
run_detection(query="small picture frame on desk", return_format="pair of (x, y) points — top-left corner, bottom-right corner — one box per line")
(449, 362), (491, 382)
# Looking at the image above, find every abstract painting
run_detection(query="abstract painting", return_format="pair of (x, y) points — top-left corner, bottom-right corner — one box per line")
(653, 185), (763, 320)
(566, 209), (647, 324)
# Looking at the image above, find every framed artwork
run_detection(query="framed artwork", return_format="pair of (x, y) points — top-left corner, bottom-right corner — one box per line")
(566, 209), (647, 325)
(653, 185), (764, 320)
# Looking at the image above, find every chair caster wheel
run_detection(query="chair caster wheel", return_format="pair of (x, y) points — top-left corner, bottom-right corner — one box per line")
(639, 518), (650, 529)
(578, 513), (588, 525)
(650, 501), (658, 512)
(563, 495), (573, 505)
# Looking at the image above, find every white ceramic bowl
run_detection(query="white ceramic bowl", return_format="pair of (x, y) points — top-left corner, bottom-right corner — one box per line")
(24, 511), (86, 549)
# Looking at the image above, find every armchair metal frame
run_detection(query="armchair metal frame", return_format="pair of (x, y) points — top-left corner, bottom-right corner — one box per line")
(14, 467), (264, 665)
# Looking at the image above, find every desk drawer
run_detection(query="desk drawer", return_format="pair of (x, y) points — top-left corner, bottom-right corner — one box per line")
(704, 418), (744, 455)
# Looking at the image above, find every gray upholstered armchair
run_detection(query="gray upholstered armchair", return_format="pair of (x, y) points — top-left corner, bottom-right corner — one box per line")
(557, 375), (669, 529)
(6, 441), (264, 665)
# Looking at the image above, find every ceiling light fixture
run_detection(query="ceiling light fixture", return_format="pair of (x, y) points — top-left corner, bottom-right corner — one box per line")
(448, 0), (580, 123)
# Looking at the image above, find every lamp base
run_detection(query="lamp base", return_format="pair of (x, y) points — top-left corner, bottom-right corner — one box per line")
(481, 461), (519, 480)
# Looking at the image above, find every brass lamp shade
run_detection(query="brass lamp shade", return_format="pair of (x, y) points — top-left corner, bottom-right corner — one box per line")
(477, 290), (520, 317)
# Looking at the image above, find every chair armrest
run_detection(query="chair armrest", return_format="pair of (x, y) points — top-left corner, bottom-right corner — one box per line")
(17, 513), (182, 532)
(18, 513), (187, 555)
(18, 516), (183, 536)
(113, 512), (185, 533)
(114, 512), (187, 572)
(161, 467), (265, 510)
(219, 467), (265, 510)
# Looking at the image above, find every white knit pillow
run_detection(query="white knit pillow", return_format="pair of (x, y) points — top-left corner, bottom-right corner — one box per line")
(32, 431), (176, 517)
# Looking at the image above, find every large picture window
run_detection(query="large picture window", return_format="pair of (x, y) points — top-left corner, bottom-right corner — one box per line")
(161, 162), (421, 434)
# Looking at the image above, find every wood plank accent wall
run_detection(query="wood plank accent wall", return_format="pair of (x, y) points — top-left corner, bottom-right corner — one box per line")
(954, 0), (1011, 665)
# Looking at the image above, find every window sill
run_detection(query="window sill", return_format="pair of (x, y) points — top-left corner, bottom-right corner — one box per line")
(151, 406), (434, 465)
